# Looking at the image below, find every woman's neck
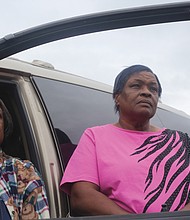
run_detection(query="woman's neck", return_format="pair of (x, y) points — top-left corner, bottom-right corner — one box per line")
(115, 118), (160, 132)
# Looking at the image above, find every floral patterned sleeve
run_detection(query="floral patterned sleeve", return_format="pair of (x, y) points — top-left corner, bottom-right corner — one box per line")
(0, 152), (50, 220)
(16, 159), (50, 219)
(21, 181), (50, 219)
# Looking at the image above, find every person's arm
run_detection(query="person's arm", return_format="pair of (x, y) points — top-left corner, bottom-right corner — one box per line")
(180, 202), (190, 211)
(70, 181), (130, 216)
(22, 186), (50, 219)
(16, 159), (50, 219)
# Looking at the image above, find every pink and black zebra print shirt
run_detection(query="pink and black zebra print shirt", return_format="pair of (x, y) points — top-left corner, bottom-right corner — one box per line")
(61, 124), (190, 213)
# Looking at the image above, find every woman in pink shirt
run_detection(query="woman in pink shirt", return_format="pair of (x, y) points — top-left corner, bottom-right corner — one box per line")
(60, 65), (190, 216)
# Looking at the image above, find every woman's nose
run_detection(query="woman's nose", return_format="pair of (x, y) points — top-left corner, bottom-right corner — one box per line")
(140, 86), (152, 97)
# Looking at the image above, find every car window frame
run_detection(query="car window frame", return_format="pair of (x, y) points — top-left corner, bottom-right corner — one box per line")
(0, 2), (190, 60)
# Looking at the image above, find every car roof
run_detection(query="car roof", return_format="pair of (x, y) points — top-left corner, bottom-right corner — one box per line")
(0, 57), (113, 91)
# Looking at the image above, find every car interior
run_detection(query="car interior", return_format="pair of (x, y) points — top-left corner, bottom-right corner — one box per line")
(0, 80), (41, 169)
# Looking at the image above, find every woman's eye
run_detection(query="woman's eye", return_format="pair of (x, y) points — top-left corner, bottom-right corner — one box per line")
(131, 84), (140, 88)
(150, 87), (158, 92)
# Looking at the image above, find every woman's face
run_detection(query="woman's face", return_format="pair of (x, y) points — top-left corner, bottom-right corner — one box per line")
(115, 71), (159, 121)
(0, 108), (4, 144)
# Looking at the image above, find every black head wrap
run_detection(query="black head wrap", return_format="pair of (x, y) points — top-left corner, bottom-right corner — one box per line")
(113, 64), (162, 112)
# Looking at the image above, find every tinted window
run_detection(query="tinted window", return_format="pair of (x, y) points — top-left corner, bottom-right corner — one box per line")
(33, 76), (117, 144)
(156, 108), (190, 135)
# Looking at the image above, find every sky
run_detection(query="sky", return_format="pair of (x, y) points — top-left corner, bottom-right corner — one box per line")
(1, 0), (190, 115)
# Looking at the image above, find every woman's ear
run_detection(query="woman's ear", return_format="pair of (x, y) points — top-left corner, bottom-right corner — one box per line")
(114, 94), (120, 106)
(114, 94), (121, 113)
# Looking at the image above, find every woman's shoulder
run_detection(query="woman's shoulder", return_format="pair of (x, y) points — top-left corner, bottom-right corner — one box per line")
(162, 128), (190, 139)
(1, 153), (42, 183)
(85, 124), (113, 133)
(14, 158), (42, 182)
